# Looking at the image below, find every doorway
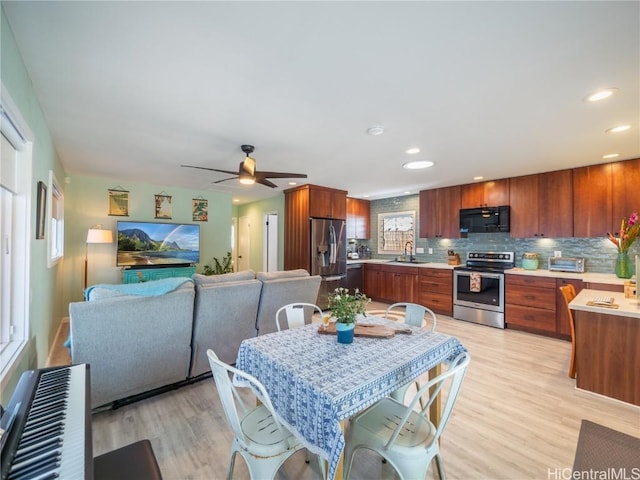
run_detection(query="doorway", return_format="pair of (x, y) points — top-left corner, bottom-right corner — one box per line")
(237, 216), (250, 272)
(263, 213), (278, 272)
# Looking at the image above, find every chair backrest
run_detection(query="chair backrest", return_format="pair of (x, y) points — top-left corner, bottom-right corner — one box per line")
(275, 303), (323, 331)
(386, 351), (470, 450)
(559, 284), (577, 334)
(385, 302), (437, 330)
(206, 349), (284, 447)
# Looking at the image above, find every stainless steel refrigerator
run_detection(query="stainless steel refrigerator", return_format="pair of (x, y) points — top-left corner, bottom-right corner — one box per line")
(310, 218), (347, 309)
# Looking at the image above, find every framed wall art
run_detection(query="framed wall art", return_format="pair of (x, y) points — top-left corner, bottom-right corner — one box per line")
(154, 193), (172, 219)
(108, 187), (129, 216)
(192, 197), (208, 222)
(35, 180), (47, 239)
(377, 210), (415, 255)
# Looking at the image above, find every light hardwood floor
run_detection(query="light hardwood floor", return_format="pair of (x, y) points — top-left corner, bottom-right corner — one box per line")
(90, 307), (640, 480)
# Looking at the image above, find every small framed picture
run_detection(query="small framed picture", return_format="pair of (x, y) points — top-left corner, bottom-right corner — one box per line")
(155, 194), (172, 219)
(192, 198), (208, 222)
(36, 181), (47, 240)
(108, 189), (129, 216)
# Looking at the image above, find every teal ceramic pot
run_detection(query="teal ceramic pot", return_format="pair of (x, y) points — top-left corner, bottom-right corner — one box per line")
(335, 322), (355, 344)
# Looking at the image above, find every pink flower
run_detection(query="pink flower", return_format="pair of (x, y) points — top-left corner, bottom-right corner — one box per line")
(629, 212), (638, 226)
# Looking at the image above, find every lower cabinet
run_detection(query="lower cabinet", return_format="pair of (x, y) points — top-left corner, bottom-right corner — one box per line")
(364, 264), (418, 304)
(505, 275), (557, 334)
(122, 266), (196, 284)
(417, 268), (453, 316)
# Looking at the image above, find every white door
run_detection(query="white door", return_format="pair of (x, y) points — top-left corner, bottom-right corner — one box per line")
(237, 216), (250, 271)
(264, 213), (278, 272)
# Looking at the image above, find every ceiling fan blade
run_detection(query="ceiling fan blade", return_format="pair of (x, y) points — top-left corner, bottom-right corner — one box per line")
(254, 177), (279, 188)
(212, 176), (240, 184)
(182, 165), (239, 176)
(257, 171), (308, 179)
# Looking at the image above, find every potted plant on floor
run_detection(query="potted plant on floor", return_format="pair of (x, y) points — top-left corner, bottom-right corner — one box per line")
(328, 287), (370, 344)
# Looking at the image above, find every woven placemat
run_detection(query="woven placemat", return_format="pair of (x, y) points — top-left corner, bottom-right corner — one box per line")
(573, 420), (640, 473)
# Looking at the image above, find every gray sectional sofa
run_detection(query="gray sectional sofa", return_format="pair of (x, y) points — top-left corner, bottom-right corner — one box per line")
(68, 269), (321, 409)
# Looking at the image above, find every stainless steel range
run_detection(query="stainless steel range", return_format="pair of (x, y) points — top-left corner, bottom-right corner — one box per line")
(453, 251), (515, 329)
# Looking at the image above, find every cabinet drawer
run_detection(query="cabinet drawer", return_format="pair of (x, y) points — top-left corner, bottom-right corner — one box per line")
(419, 277), (451, 295)
(419, 292), (453, 316)
(506, 274), (556, 289)
(506, 305), (556, 332)
(506, 286), (556, 310)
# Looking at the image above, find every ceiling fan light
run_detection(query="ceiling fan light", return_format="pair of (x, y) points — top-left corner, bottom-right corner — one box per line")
(239, 175), (255, 185)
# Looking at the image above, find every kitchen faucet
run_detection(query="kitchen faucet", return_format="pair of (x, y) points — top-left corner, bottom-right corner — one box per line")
(404, 241), (414, 262)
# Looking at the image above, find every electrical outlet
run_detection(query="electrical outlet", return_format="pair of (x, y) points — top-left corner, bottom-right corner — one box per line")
(554, 251), (562, 257)
(428, 248), (433, 254)
(416, 247), (424, 254)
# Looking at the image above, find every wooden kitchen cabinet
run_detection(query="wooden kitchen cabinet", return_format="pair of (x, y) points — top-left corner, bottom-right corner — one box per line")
(460, 178), (509, 208)
(364, 263), (418, 303)
(346, 197), (370, 239)
(611, 158), (640, 231)
(284, 184), (348, 271)
(509, 170), (573, 238)
(505, 275), (557, 334)
(572, 163), (612, 238)
(556, 277), (582, 337)
(417, 268), (453, 316)
(418, 186), (461, 238)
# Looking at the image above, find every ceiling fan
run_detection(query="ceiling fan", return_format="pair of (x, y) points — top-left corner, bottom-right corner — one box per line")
(182, 145), (307, 188)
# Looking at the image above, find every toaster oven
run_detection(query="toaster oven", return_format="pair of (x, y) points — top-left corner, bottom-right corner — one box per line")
(548, 257), (585, 273)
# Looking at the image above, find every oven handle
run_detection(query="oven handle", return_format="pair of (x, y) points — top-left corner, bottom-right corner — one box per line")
(454, 271), (503, 280)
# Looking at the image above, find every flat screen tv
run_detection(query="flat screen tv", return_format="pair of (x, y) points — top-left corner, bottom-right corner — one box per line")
(116, 221), (200, 267)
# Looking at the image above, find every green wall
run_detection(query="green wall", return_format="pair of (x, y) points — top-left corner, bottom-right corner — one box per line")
(1, 8), (67, 399)
(63, 174), (233, 305)
(237, 194), (285, 272)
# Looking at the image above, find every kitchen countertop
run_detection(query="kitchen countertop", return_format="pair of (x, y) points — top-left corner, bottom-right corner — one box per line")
(347, 259), (631, 285)
(570, 288), (640, 319)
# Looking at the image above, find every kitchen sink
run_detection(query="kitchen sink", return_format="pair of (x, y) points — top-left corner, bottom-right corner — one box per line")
(388, 259), (429, 264)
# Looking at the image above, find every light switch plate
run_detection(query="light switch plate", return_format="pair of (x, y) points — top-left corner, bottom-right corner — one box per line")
(554, 251), (562, 257)
(416, 247), (424, 254)
(428, 248), (433, 254)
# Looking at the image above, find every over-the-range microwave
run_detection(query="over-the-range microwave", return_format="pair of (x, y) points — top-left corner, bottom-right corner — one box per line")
(459, 205), (510, 234)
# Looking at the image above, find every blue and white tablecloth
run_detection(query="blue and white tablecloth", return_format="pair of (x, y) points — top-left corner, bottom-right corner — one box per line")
(234, 316), (466, 480)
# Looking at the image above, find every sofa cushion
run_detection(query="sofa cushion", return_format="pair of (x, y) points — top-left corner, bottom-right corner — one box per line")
(86, 277), (194, 301)
(256, 269), (310, 281)
(192, 270), (256, 285)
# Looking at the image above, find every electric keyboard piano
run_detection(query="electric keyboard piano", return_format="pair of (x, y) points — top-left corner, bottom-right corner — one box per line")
(1, 364), (92, 480)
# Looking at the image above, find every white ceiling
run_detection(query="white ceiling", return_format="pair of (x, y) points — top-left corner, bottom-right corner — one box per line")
(3, 1), (639, 204)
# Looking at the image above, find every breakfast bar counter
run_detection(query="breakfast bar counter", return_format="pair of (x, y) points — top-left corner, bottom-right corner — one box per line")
(570, 289), (640, 406)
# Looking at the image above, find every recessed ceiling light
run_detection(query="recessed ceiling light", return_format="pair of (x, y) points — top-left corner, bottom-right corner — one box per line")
(233, 198), (240, 203)
(606, 124), (631, 133)
(288, 181), (297, 186)
(404, 191), (411, 195)
(473, 176), (484, 181)
(584, 88), (618, 102)
(405, 147), (420, 155)
(602, 153), (620, 159)
(402, 160), (434, 170)
(366, 125), (385, 136)
(362, 195), (369, 198)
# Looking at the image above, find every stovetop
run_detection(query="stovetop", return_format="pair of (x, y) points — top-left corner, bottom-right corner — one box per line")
(455, 251), (515, 272)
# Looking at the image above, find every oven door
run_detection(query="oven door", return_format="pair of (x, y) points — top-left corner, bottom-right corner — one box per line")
(453, 270), (504, 313)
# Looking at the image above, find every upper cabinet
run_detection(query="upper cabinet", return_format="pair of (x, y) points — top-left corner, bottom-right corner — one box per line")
(509, 170), (573, 238)
(572, 163), (613, 238)
(419, 185), (461, 238)
(305, 185), (347, 219)
(460, 179), (509, 208)
(346, 198), (370, 239)
(611, 158), (640, 231)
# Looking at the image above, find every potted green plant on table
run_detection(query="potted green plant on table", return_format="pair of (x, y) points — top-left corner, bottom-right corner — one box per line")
(327, 287), (370, 344)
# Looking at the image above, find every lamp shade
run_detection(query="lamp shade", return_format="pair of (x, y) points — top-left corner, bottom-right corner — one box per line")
(86, 228), (113, 244)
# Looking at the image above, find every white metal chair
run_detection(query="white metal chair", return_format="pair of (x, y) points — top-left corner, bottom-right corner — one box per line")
(385, 302), (437, 404)
(207, 349), (304, 480)
(275, 302), (323, 331)
(385, 302), (437, 330)
(344, 351), (470, 480)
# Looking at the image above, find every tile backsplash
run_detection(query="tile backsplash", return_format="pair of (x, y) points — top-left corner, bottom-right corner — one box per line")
(354, 194), (639, 274)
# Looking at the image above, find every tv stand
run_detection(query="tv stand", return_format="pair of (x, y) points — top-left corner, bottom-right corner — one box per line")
(122, 266), (196, 284)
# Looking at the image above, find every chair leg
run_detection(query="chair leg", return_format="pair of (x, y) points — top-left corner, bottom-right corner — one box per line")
(568, 345), (576, 379)
(434, 453), (447, 480)
(227, 450), (238, 480)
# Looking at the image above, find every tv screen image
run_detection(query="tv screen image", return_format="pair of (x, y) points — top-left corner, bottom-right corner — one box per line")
(117, 221), (200, 267)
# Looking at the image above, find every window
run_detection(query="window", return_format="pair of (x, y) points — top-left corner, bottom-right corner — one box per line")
(1, 97), (32, 381)
(47, 170), (64, 267)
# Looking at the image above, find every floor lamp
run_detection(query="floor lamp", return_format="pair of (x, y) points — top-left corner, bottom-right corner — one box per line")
(84, 225), (113, 290)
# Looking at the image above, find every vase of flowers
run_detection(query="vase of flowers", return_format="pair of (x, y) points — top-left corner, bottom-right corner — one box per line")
(328, 287), (370, 344)
(607, 212), (639, 279)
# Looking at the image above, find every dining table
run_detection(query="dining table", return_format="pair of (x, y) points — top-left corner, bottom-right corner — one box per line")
(234, 315), (467, 480)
